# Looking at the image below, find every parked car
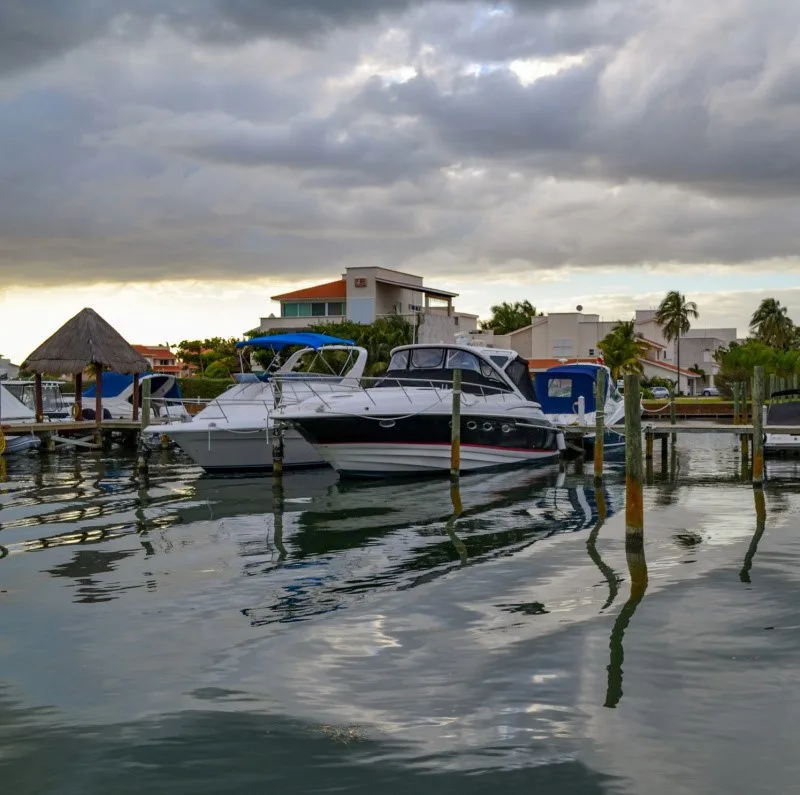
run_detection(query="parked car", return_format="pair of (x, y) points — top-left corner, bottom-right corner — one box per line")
(650, 386), (670, 399)
(702, 386), (719, 397)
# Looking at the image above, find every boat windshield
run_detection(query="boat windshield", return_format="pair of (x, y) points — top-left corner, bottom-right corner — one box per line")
(766, 399), (800, 425)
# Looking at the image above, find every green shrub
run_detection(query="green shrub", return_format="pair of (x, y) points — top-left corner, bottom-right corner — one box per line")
(177, 378), (233, 400)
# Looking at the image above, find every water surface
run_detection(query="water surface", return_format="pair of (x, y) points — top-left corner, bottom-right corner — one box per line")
(2, 436), (800, 794)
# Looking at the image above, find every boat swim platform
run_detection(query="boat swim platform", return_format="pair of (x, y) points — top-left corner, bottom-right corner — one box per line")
(563, 423), (799, 437)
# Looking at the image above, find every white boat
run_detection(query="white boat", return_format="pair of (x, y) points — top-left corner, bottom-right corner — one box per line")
(764, 389), (800, 456)
(276, 340), (564, 478)
(534, 364), (627, 454)
(80, 373), (189, 422)
(147, 333), (368, 474)
(0, 383), (42, 456)
(3, 379), (70, 419)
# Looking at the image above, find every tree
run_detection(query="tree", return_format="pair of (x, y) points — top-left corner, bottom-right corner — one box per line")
(204, 361), (234, 380)
(749, 298), (795, 350)
(654, 291), (699, 393)
(598, 320), (649, 381)
(480, 301), (541, 335)
(176, 338), (242, 377)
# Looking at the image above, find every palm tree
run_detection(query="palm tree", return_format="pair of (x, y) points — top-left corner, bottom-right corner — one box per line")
(654, 291), (699, 394)
(750, 298), (794, 349)
(598, 320), (649, 381)
(480, 301), (541, 335)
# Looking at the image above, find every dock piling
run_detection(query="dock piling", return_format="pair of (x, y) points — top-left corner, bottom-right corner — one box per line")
(624, 374), (644, 551)
(450, 368), (462, 482)
(132, 373), (140, 423)
(272, 422), (284, 478)
(740, 381), (748, 424)
(594, 368), (605, 486)
(752, 365), (764, 487)
(733, 383), (740, 426)
(141, 377), (152, 430)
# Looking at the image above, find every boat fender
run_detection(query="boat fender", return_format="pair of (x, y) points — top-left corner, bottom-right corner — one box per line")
(556, 431), (567, 451)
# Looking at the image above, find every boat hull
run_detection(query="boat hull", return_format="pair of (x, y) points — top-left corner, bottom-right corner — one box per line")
(764, 433), (800, 457)
(290, 413), (561, 478)
(166, 426), (324, 473)
(1, 435), (42, 455)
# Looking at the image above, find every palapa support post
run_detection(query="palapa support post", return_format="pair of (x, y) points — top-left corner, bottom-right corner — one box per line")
(34, 373), (44, 423)
(450, 368), (462, 482)
(141, 377), (152, 430)
(132, 373), (140, 423)
(624, 374), (643, 552)
(733, 383), (740, 426)
(272, 422), (284, 479)
(752, 365), (765, 487)
(74, 372), (83, 421)
(94, 368), (103, 427)
(594, 368), (605, 486)
(741, 382), (750, 462)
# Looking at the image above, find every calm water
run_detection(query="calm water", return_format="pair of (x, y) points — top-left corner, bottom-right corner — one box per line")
(2, 437), (800, 794)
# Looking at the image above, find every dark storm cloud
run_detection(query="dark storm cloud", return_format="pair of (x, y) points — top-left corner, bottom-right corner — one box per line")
(0, 0), (591, 75)
(1, 0), (799, 288)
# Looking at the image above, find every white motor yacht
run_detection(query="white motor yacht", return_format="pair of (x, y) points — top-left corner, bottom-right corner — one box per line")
(3, 379), (70, 419)
(764, 389), (800, 456)
(533, 364), (627, 455)
(276, 339), (564, 478)
(147, 333), (368, 474)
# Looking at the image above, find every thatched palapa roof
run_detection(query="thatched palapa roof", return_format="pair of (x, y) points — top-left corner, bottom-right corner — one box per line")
(22, 307), (150, 375)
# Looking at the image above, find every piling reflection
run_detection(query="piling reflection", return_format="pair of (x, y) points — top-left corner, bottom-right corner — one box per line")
(585, 483), (620, 611)
(272, 479), (288, 563)
(740, 488), (767, 584)
(445, 482), (468, 566)
(604, 543), (649, 709)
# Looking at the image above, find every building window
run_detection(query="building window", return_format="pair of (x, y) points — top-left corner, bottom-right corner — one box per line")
(327, 302), (345, 316)
(552, 338), (574, 357)
(588, 348), (595, 357)
(282, 303), (298, 317)
(311, 303), (326, 317)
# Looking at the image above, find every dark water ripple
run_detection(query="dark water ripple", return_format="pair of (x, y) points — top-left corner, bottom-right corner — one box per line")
(2, 435), (800, 794)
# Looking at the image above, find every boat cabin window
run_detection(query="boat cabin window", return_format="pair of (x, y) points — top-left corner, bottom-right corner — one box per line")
(389, 350), (409, 370)
(547, 378), (573, 398)
(490, 354), (511, 369)
(446, 350), (481, 372)
(411, 348), (445, 369)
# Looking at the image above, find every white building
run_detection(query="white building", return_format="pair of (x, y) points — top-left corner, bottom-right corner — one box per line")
(0, 356), (20, 380)
(472, 308), (735, 395)
(259, 266), (478, 344)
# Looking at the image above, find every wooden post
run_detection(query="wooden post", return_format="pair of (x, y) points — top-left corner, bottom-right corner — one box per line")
(272, 422), (284, 478)
(740, 381), (748, 424)
(450, 368), (462, 482)
(732, 383), (740, 426)
(594, 368), (605, 486)
(74, 372), (83, 421)
(34, 373), (44, 423)
(94, 368), (103, 427)
(624, 374), (643, 551)
(645, 430), (653, 460)
(141, 377), (152, 430)
(132, 373), (140, 423)
(752, 365), (764, 487)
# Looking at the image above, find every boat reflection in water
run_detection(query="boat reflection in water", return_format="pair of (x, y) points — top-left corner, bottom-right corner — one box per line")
(214, 466), (625, 627)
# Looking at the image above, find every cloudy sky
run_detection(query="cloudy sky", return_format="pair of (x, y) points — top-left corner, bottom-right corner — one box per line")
(1, 0), (799, 361)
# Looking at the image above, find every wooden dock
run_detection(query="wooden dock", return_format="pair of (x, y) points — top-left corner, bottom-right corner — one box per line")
(564, 422), (799, 436)
(1, 419), (146, 452)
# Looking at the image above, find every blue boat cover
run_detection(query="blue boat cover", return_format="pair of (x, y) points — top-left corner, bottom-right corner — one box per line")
(534, 364), (608, 414)
(84, 373), (183, 402)
(236, 332), (354, 350)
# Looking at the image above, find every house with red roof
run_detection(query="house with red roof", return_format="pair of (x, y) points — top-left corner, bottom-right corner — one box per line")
(132, 345), (185, 376)
(259, 266), (478, 344)
(471, 308), (734, 395)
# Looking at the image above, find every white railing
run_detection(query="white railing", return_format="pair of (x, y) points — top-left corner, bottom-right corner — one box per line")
(272, 373), (519, 411)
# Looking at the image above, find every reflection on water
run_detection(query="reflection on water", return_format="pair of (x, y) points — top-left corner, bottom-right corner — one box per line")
(2, 437), (800, 794)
